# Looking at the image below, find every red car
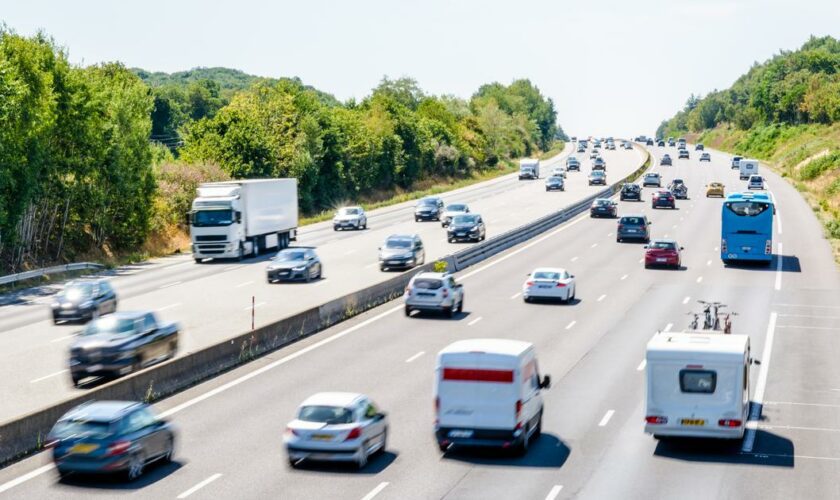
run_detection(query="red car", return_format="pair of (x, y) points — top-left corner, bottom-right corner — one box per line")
(644, 239), (683, 269)
(651, 190), (676, 209)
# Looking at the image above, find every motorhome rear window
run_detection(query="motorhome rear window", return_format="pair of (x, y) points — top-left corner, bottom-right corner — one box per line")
(443, 368), (514, 383)
(679, 369), (717, 394)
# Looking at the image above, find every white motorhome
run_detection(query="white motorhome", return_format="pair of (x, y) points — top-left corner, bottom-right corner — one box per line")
(189, 179), (298, 262)
(645, 332), (751, 440)
(434, 339), (551, 453)
(739, 159), (759, 180)
(518, 158), (540, 180)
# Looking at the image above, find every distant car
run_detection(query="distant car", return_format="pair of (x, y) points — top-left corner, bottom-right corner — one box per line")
(678, 149), (689, 159)
(660, 154), (672, 166)
(522, 268), (576, 303)
(592, 157), (607, 170)
(667, 138), (676, 146)
(593, 142), (601, 149)
(699, 152), (711, 162)
(379, 234), (424, 271)
(577, 145), (586, 153)
(657, 140), (665, 147)
(590, 150), (600, 159)
(677, 144), (687, 151)
(267, 247), (322, 282)
(668, 179), (688, 199)
(51, 279), (118, 324)
(642, 172), (662, 187)
(620, 183), (642, 201)
(695, 143), (705, 151)
(447, 214), (486, 242)
(706, 182), (725, 197)
(566, 157), (581, 171)
(588, 170), (607, 185)
(441, 203), (470, 227)
(415, 197), (444, 221)
(617, 214), (651, 243)
(551, 166), (567, 178)
(651, 190), (676, 209)
(571, 136), (577, 142)
(590, 198), (618, 218)
(404, 272), (464, 317)
(545, 176), (565, 191)
(624, 141), (634, 150)
(731, 156), (743, 169)
(47, 401), (175, 480)
(748, 174), (765, 190)
(644, 239), (683, 269)
(646, 138), (654, 146)
(333, 206), (367, 231)
(284, 392), (387, 469)
(605, 142), (616, 150)
(69, 312), (179, 387)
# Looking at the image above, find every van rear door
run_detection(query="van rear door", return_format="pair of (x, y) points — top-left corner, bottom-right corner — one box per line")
(438, 357), (518, 431)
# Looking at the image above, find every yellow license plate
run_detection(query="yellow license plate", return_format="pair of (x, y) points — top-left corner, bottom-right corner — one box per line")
(311, 434), (333, 441)
(680, 419), (705, 426)
(70, 443), (99, 454)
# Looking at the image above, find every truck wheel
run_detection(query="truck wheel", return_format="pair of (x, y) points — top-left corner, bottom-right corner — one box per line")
(404, 306), (411, 317)
(194, 258), (203, 264)
(236, 245), (244, 261)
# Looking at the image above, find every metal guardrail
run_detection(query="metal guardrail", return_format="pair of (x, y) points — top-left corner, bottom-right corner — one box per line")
(0, 262), (104, 287)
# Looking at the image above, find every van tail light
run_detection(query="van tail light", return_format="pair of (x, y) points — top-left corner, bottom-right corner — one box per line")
(645, 416), (667, 425)
(344, 427), (362, 441)
(556, 282), (566, 287)
(442, 288), (449, 298)
(721, 239), (727, 253)
(515, 400), (523, 421)
(765, 240), (772, 255)
(106, 440), (132, 456)
(718, 419), (742, 428)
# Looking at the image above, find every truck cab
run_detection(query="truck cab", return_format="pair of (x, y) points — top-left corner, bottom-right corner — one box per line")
(518, 159), (541, 180)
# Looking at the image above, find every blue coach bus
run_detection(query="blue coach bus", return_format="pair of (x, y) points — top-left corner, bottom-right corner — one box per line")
(721, 192), (774, 265)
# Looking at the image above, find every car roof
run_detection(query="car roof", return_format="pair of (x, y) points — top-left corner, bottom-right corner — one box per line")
(621, 213), (647, 219)
(300, 392), (365, 408)
(532, 267), (567, 274)
(96, 311), (148, 321)
(439, 338), (533, 357)
(62, 401), (143, 422)
(650, 239), (677, 244)
(340, 205), (362, 210)
(412, 272), (449, 281)
(386, 234), (416, 240)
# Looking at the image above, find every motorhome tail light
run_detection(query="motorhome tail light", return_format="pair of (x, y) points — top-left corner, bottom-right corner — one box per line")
(765, 240), (772, 255)
(645, 416), (668, 424)
(718, 419), (742, 428)
(344, 427), (362, 441)
(721, 239), (727, 253)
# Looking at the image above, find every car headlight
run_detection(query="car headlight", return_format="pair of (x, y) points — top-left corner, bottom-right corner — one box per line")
(292, 266), (307, 271)
(51, 302), (60, 309)
(471, 226), (479, 232)
(80, 301), (93, 309)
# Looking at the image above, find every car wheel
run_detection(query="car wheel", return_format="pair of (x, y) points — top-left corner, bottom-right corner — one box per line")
(162, 436), (174, 463)
(378, 428), (388, 455)
(71, 374), (81, 388)
(415, 217), (420, 222)
(616, 238), (622, 243)
(356, 443), (369, 469)
(644, 263), (650, 269)
(333, 226), (339, 231)
(523, 296), (531, 303)
(288, 457), (299, 468)
(317, 264), (323, 279)
(545, 188), (549, 192)
(380, 265), (387, 272)
(132, 356), (144, 373)
(126, 452), (144, 481)
(456, 296), (464, 313)
(404, 305), (411, 317)
(304, 268), (312, 283)
(194, 258), (203, 264)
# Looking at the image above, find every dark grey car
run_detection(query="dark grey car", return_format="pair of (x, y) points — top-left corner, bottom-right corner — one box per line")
(616, 215), (651, 243)
(415, 197), (444, 221)
(267, 248), (322, 283)
(51, 280), (118, 324)
(69, 312), (179, 387)
(379, 234), (425, 271)
(447, 214), (486, 243)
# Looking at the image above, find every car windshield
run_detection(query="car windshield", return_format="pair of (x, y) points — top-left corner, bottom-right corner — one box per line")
(193, 209), (234, 227)
(413, 278), (443, 290)
(385, 238), (412, 249)
(751, 176), (763, 182)
(446, 204), (466, 212)
(274, 251), (306, 261)
(339, 208), (359, 215)
(298, 405), (354, 424)
(417, 199), (437, 207)
(453, 215), (478, 225)
(621, 217), (645, 225)
(82, 317), (137, 336)
(533, 271), (561, 280)
(650, 241), (676, 250)
(50, 418), (114, 439)
(646, 174), (659, 179)
(63, 282), (94, 300)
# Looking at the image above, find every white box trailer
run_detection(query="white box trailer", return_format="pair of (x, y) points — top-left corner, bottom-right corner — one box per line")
(518, 158), (540, 180)
(644, 332), (751, 439)
(434, 339), (551, 453)
(739, 159), (759, 180)
(189, 179), (298, 262)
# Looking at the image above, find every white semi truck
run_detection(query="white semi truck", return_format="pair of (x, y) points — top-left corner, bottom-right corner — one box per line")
(189, 179), (298, 263)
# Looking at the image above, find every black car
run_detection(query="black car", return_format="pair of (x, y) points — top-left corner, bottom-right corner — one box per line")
(379, 234), (425, 271)
(652, 190), (676, 209)
(590, 198), (618, 218)
(47, 401), (175, 480)
(51, 280), (118, 324)
(620, 183), (642, 201)
(695, 143), (705, 151)
(668, 179), (688, 199)
(646, 138), (655, 146)
(69, 312), (179, 387)
(545, 176), (565, 191)
(447, 214), (486, 243)
(657, 139), (665, 147)
(617, 215), (651, 243)
(678, 149), (689, 159)
(566, 157), (581, 171)
(660, 154), (672, 166)
(414, 197), (444, 221)
(267, 247), (322, 282)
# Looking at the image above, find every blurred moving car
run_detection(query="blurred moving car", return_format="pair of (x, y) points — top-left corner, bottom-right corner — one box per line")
(644, 239), (683, 269)
(620, 183), (642, 201)
(747, 174), (765, 190)
(267, 247), (322, 283)
(660, 154), (672, 166)
(379, 234), (425, 271)
(588, 170), (607, 186)
(617, 214), (651, 243)
(566, 157), (581, 171)
(545, 176), (565, 192)
(577, 144), (586, 153)
(47, 401), (175, 481)
(651, 190), (676, 209)
(667, 138), (676, 146)
(69, 312), (179, 387)
(284, 392), (387, 469)
(678, 149), (689, 159)
(590, 198), (618, 218)
(447, 214), (486, 243)
(605, 142), (616, 150)
(699, 152), (711, 162)
(415, 196), (444, 221)
(706, 182), (725, 197)
(642, 172), (662, 187)
(590, 150), (600, 159)
(404, 272), (464, 317)
(441, 203), (470, 228)
(51, 279), (118, 325)
(332, 206), (367, 231)
(522, 268), (576, 303)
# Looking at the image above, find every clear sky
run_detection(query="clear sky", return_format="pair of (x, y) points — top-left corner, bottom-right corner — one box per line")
(2, 0), (839, 138)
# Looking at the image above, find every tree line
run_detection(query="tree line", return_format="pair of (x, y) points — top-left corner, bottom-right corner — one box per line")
(0, 28), (560, 273)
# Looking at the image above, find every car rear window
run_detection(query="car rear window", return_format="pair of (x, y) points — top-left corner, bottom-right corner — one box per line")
(679, 369), (717, 394)
(385, 239), (412, 249)
(533, 271), (561, 280)
(649, 241), (676, 250)
(620, 217), (645, 225)
(413, 278), (443, 290)
(298, 405), (354, 424)
(51, 418), (114, 439)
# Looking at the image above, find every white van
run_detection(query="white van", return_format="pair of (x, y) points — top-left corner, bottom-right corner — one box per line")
(434, 339), (551, 453)
(518, 158), (540, 180)
(739, 159), (759, 180)
(645, 332), (751, 440)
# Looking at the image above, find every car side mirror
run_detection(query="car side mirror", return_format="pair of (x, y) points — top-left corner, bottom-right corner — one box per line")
(374, 412), (387, 421)
(540, 375), (551, 389)
(680, 247), (685, 250)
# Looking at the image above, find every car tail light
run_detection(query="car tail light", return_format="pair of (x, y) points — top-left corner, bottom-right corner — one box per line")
(405, 286), (411, 296)
(106, 440), (132, 456)
(285, 426), (300, 437)
(645, 416), (668, 424)
(618, 224), (625, 232)
(344, 427), (362, 441)
(718, 419), (742, 428)
(525, 281), (534, 287)
(556, 282), (566, 287)
(765, 240), (772, 255)
(721, 239), (727, 253)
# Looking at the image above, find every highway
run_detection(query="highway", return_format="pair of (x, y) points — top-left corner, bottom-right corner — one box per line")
(0, 143), (649, 421)
(2, 142), (837, 499)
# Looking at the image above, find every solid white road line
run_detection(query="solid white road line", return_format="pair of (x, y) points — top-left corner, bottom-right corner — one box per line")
(682, 296), (690, 304)
(598, 409), (615, 427)
(468, 316), (483, 326)
(50, 334), (76, 343)
(546, 485), (564, 500)
(30, 369), (68, 384)
(360, 482), (389, 500)
(714, 246), (719, 252)
(765, 401), (840, 409)
(565, 320), (576, 330)
(696, 276), (703, 283)
(177, 473), (223, 499)
(620, 274), (628, 280)
(637, 359), (647, 371)
(344, 249), (357, 256)
(243, 302), (266, 311)
(743, 311), (778, 453)
(597, 294), (606, 302)
(778, 314), (840, 319)
(405, 351), (425, 363)
(769, 190), (782, 234)
(158, 281), (182, 289)
(156, 302), (182, 312)
(510, 292), (521, 299)
(607, 232), (613, 237)
(775, 242), (783, 291)
(0, 465), (55, 494)
(664, 323), (673, 332)
(235, 281), (253, 288)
